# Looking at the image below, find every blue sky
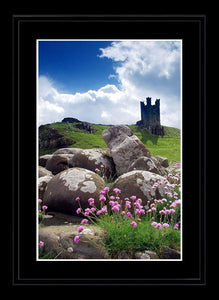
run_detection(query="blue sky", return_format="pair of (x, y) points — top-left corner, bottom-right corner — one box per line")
(37, 40), (182, 128)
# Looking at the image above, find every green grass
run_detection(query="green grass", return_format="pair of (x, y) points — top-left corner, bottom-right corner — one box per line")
(97, 214), (180, 257)
(39, 122), (181, 162)
(129, 125), (181, 162)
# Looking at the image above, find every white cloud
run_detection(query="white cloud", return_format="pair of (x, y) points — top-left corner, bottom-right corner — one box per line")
(38, 40), (181, 128)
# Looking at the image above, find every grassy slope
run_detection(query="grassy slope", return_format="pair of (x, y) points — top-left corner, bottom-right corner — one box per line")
(39, 122), (181, 162)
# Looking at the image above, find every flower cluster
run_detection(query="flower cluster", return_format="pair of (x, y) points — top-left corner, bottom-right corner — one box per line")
(148, 172), (181, 230)
(73, 188), (148, 244)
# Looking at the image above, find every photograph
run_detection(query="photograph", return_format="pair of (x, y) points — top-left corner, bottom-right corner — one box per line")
(37, 39), (182, 261)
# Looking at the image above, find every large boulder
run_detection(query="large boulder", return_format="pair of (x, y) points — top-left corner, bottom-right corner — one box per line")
(68, 148), (116, 178)
(38, 175), (53, 200)
(39, 154), (53, 167)
(128, 156), (167, 176)
(45, 154), (69, 175)
(38, 224), (109, 259)
(43, 168), (105, 215)
(111, 170), (166, 206)
(155, 155), (169, 168)
(102, 125), (151, 176)
(38, 166), (53, 178)
(53, 148), (82, 155)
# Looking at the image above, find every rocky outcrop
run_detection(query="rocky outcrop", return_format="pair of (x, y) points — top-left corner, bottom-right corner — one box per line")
(68, 148), (116, 178)
(45, 154), (69, 175)
(155, 155), (169, 168)
(43, 168), (105, 215)
(39, 224), (109, 259)
(111, 170), (166, 206)
(38, 175), (54, 200)
(39, 126), (75, 150)
(102, 125), (151, 176)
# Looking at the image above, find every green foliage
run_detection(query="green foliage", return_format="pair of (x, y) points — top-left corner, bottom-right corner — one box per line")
(95, 214), (180, 257)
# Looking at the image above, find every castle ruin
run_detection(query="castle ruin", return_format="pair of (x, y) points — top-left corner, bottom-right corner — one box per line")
(136, 97), (164, 136)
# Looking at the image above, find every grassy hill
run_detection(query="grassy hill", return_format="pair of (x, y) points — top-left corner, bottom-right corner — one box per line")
(39, 122), (181, 162)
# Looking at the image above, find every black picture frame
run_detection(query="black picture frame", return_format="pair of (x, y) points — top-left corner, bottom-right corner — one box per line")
(10, 14), (207, 286)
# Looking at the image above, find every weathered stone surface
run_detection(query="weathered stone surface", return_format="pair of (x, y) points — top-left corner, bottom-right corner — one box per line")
(102, 125), (133, 149)
(128, 156), (167, 176)
(159, 246), (181, 259)
(111, 170), (166, 206)
(155, 155), (169, 168)
(102, 125), (151, 176)
(68, 148), (116, 178)
(38, 224), (109, 259)
(45, 154), (69, 175)
(43, 168), (105, 215)
(39, 155), (53, 167)
(38, 175), (54, 200)
(38, 166), (53, 178)
(128, 156), (160, 174)
(134, 250), (160, 259)
(53, 148), (82, 155)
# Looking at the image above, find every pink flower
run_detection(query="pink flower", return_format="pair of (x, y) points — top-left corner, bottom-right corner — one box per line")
(110, 196), (115, 200)
(99, 190), (106, 195)
(95, 168), (100, 173)
(39, 241), (44, 248)
(163, 223), (169, 228)
(136, 209), (145, 215)
(134, 201), (143, 209)
(38, 199), (42, 203)
(84, 208), (91, 216)
(130, 221), (137, 227)
(104, 230), (107, 234)
(151, 221), (158, 227)
(101, 205), (107, 213)
(75, 197), (80, 201)
(170, 208), (175, 214)
(156, 223), (162, 229)
(99, 195), (106, 202)
(90, 207), (96, 213)
(81, 219), (88, 224)
(113, 188), (121, 194)
(88, 198), (94, 206)
(96, 210), (103, 215)
(174, 200), (181, 205)
(104, 187), (110, 193)
(112, 204), (120, 212)
(76, 208), (81, 214)
(42, 205), (48, 210)
(77, 226), (84, 233)
(125, 201), (131, 208)
(74, 235), (80, 243)
(127, 212), (132, 218)
(174, 224), (179, 230)
(130, 195), (137, 201)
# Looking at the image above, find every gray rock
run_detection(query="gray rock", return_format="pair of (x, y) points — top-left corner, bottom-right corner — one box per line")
(111, 170), (166, 206)
(43, 168), (105, 215)
(38, 175), (53, 200)
(38, 224), (109, 259)
(155, 155), (169, 168)
(39, 155), (53, 167)
(68, 148), (116, 178)
(45, 154), (69, 175)
(102, 125), (151, 176)
(38, 166), (53, 178)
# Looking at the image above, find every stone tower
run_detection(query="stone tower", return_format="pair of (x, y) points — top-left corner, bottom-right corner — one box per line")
(137, 97), (164, 135)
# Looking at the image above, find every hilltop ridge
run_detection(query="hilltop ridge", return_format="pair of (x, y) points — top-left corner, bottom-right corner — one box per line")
(38, 121), (180, 162)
